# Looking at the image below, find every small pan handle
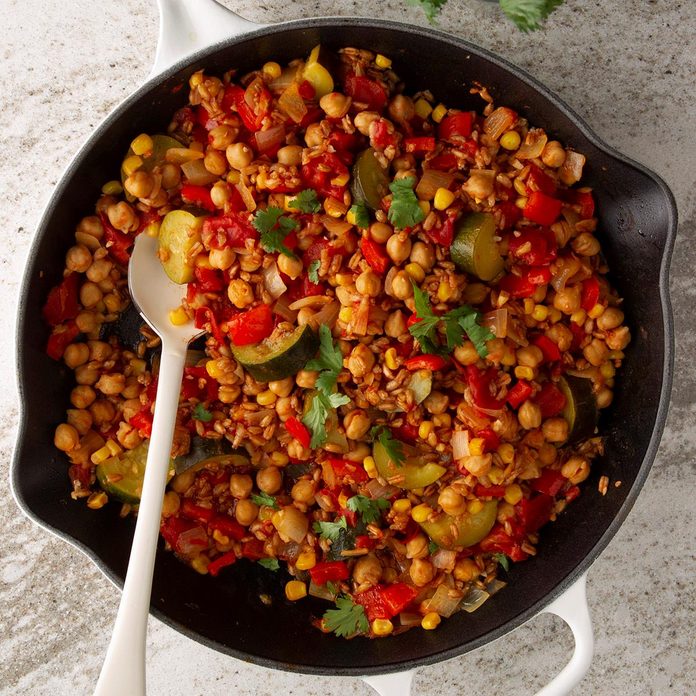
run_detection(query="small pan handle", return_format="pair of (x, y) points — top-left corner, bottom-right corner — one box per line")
(151, 0), (264, 78)
(361, 574), (593, 696)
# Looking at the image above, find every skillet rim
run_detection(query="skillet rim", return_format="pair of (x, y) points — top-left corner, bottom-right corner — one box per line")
(11, 16), (677, 676)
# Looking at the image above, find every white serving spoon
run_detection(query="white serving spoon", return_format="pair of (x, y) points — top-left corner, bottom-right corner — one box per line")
(94, 232), (203, 696)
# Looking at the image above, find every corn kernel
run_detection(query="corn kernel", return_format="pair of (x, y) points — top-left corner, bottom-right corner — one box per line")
(227, 170), (241, 185)
(122, 155), (143, 177)
(106, 439), (122, 456)
(433, 187), (456, 211)
(513, 177), (528, 196)
(432, 413), (451, 428)
(363, 455), (378, 478)
(549, 308), (562, 323)
(331, 172), (350, 187)
(205, 360), (222, 380)
(515, 196), (528, 209)
(130, 133), (153, 156)
(404, 262), (425, 283)
(335, 272), (354, 286)
(414, 98), (433, 120)
(195, 254), (213, 269)
(257, 390), (277, 406)
(421, 612), (441, 630)
(86, 491), (108, 509)
(338, 491), (349, 509)
(467, 499), (484, 514)
(271, 451), (289, 467)
(375, 53), (392, 69)
(437, 281), (454, 302)
(500, 130), (521, 151)
(571, 309), (587, 325)
(191, 555), (210, 575)
(523, 298), (535, 315)
(514, 366), (535, 380)
(532, 305), (549, 322)
(212, 529), (230, 545)
(418, 200), (431, 217)
(600, 362), (616, 379)
(339, 307), (353, 323)
(295, 550), (317, 571)
(411, 503), (432, 523)
(588, 303), (605, 319)
(501, 346), (517, 366)
(497, 443), (515, 464)
(90, 444), (112, 465)
(372, 619), (394, 636)
(468, 438), (485, 456)
(169, 307), (189, 326)
(431, 104), (447, 123)
(504, 483), (523, 505)
(285, 580), (307, 601)
(385, 347), (398, 371)
(262, 61), (282, 79)
(129, 358), (147, 375)
(346, 208), (357, 226)
(418, 421), (433, 440)
(488, 467), (504, 485)
(392, 498), (412, 514)
(101, 180), (123, 196)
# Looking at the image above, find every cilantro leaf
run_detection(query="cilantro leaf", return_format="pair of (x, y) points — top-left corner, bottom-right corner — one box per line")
(192, 403), (213, 422)
(499, 0), (564, 32)
(325, 581), (339, 596)
(251, 492), (279, 509)
(349, 202), (370, 229)
(493, 552), (511, 572)
(347, 495), (390, 525)
(370, 425), (406, 467)
(288, 189), (321, 214)
(308, 259), (321, 284)
(323, 596), (369, 638)
(252, 206), (298, 257)
(305, 325), (344, 376)
(408, 283), (444, 355)
(388, 177), (425, 229)
(258, 558), (280, 571)
(428, 540), (439, 555)
(302, 391), (331, 448)
(406, 0), (449, 23)
(457, 311), (494, 358)
(313, 516), (349, 543)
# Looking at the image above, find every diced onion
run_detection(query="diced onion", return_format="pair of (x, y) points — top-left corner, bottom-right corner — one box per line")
(181, 159), (218, 185)
(451, 430), (470, 460)
(421, 584), (464, 618)
(486, 579), (507, 596)
(321, 215), (353, 235)
(278, 82), (308, 124)
(352, 296), (370, 336)
(365, 479), (400, 500)
(289, 295), (333, 311)
(483, 308), (508, 339)
(460, 586), (491, 613)
(270, 65), (301, 93)
(272, 295), (298, 322)
(550, 264), (574, 292)
(320, 460), (337, 490)
(262, 261), (287, 299)
(308, 300), (339, 330)
(432, 548), (457, 571)
(416, 169), (455, 200)
(560, 151), (586, 185)
(483, 107), (517, 141)
(516, 128), (548, 160)
(255, 124), (286, 154)
(176, 526), (209, 555)
(409, 369), (432, 404)
(309, 581), (337, 601)
(274, 506), (309, 543)
(235, 181), (256, 212)
(398, 612), (423, 627)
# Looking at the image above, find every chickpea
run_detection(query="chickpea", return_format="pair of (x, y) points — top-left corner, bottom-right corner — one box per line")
(79, 281), (103, 308)
(596, 387), (613, 408)
(65, 245), (92, 273)
(291, 479), (316, 505)
(388, 95), (415, 121)
(268, 377), (293, 398)
(405, 533), (429, 560)
(226, 142), (253, 170)
(353, 111), (379, 136)
(116, 421), (142, 450)
(386, 233), (412, 265)
(542, 417), (569, 443)
(424, 391), (449, 415)
(277, 253), (303, 279)
(86, 258), (113, 284)
(170, 468), (195, 494)
(301, 122), (322, 147)
(277, 145), (303, 166)
(410, 241), (435, 271)
(463, 282), (488, 305)
(227, 279), (254, 308)
(463, 170), (495, 200)
(561, 456), (590, 484)
(121, 376), (141, 400)
(63, 343), (90, 369)
(71, 385), (96, 409)
(235, 499), (259, 526)
(538, 442), (558, 465)
(545, 324), (572, 352)
(454, 558), (479, 582)
(207, 247), (233, 271)
(343, 409), (371, 440)
(161, 491), (181, 517)
(518, 400), (542, 430)
(107, 201), (138, 233)
(203, 149), (227, 176)
(88, 341), (112, 362)
(90, 399), (116, 425)
(296, 369), (318, 389)
(54, 423), (80, 452)
(103, 292), (122, 314)
(392, 153), (415, 172)
(209, 181), (231, 209)
(66, 408), (92, 436)
(356, 270), (381, 297)
(516, 345), (544, 368)
(409, 558), (435, 587)
(553, 285), (581, 315)
(319, 92), (351, 119)
(390, 270), (413, 300)
(230, 473), (253, 499)
(572, 232), (600, 257)
(287, 439), (310, 460)
(454, 341), (479, 366)
(541, 141), (566, 168)
(384, 310), (406, 338)
(121, 398), (141, 422)
(76, 216), (104, 241)
(208, 124), (237, 150)
(124, 171), (155, 199)
(346, 343), (375, 379)
(296, 307), (314, 326)
(74, 364), (99, 385)
(257, 466), (282, 494)
(605, 326), (630, 351)
(583, 338), (609, 366)
(438, 486), (466, 516)
(597, 307), (624, 331)
(369, 222), (392, 244)
(352, 554), (382, 586)
(95, 373), (125, 396)
(160, 162), (181, 189)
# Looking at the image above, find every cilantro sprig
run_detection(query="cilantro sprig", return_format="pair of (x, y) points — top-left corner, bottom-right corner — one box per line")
(493, 552), (511, 572)
(258, 558), (280, 571)
(313, 516), (348, 542)
(347, 495), (389, 525)
(308, 259), (321, 284)
(349, 202), (370, 229)
(388, 177), (425, 229)
(323, 596), (369, 638)
(192, 403), (213, 422)
(251, 492), (279, 509)
(288, 189), (321, 214)
(409, 283), (493, 358)
(370, 425), (406, 467)
(252, 206), (298, 258)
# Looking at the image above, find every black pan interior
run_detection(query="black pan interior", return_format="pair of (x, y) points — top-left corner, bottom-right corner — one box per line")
(12, 19), (675, 675)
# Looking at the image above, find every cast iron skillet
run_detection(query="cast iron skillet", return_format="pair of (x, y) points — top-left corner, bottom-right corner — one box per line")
(12, 11), (676, 683)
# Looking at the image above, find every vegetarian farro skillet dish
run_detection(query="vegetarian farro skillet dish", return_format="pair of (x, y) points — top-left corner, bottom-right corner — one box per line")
(44, 44), (633, 640)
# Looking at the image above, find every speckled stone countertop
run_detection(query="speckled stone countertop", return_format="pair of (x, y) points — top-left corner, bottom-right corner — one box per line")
(2, 0), (694, 694)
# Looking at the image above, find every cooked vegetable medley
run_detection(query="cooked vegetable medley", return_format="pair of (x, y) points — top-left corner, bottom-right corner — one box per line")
(46, 46), (630, 638)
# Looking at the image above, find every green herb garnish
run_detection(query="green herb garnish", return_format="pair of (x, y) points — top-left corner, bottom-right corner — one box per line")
(258, 558), (280, 571)
(370, 425), (406, 467)
(252, 206), (298, 257)
(323, 596), (369, 637)
(303, 390), (351, 448)
(387, 177), (426, 230)
(428, 540), (439, 555)
(493, 552), (510, 572)
(251, 492), (279, 509)
(288, 188), (321, 214)
(349, 202), (370, 229)
(308, 259), (321, 284)
(347, 495), (390, 525)
(191, 403), (213, 422)
(313, 516), (349, 543)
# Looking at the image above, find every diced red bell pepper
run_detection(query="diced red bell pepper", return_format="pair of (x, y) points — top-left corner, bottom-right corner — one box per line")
(286, 274), (324, 302)
(182, 365), (219, 402)
(531, 468), (567, 497)
(476, 427), (500, 453)
(427, 215), (454, 247)
(222, 82), (271, 132)
(499, 266), (551, 299)
(193, 267), (225, 293)
(328, 458), (369, 484)
(370, 118), (399, 151)
(569, 322), (586, 352)
(226, 304), (273, 346)
(301, 152), (349, 199)
(344, 75), (388, 111)
(99, 212), (133, 265)
(208, 550), (237, 577)
(479, 524), (529, 562)
(506, 380), (533, 409)
(355, 535), (376, 550)
(43, 274), (80, 326)
(241, 539), (266, 560)
(285, 416), (311, 449)
(208, 514), (246, 541)
(517, 494), (554, 533)
(181, 184), (215, 212)
(180, 499), (215, 524)
(564, 189), (595, 219)
(508, 227), (557, 266)
(474, 484), (507, 498)
(523, 191), (563, 226)
(581, 276), (600, 312)
(309, 560), (350, 585)
(439, 112), (474, 141)
(533, 334), (562, 362)
(527, 163), (557, 196)
(392, 423), (419, 444)
(194, 306), (227, 345)
(404, 355), (449, 371)
(297, 80), (315, 100)
(354, 586), (389, 621)
(68, 463), (91, 490)
(129, 407), (154, 438)
(202, 213), (258, 249)
(465, 365), (505, 411)
(160, 516), (200, 549)
(533, 381), (567, 418)
(328, 130), (360, 156)
(565, 485), (581, 502)
(360, 237), (390, 274)
(403, 136), (436, 154)
(426, 153), (458, 171)
(497, 200), (522, 230)
(46, 321), (80, 361)
(355, 582), (418, 621)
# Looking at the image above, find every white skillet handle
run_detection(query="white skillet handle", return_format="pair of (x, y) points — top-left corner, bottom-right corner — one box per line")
(362, 574), (593, 696)
(151, 0), (265, 78)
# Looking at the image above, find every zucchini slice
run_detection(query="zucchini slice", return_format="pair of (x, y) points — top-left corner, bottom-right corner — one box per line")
(158, 210), (205, 284)
(351, 148), (390, 211)
(373, 441), (446, 490)
(231, 323), (319, 382)
(450, 212), (504, 281)
(173, 435), (249, 474)
(419, 501), (498, 550)
(559, 375), (598, 442)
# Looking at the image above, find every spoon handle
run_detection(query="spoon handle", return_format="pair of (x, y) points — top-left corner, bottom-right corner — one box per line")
(94, 344), (187, 696)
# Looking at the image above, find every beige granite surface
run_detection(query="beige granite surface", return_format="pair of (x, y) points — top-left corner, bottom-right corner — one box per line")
(1, 0), (695, 694)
